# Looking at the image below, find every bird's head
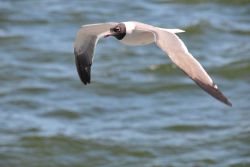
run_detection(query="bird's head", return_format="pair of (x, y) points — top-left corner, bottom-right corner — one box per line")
(104, 23), (126, 40)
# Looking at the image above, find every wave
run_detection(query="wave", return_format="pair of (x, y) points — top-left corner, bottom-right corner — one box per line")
(183, 20), (211, 35)
(212, 59), (250, 81)
(153, 0), (250, 5)
(41, 109), (80, 120)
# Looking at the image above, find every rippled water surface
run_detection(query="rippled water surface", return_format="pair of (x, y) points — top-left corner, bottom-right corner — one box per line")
(0, 0), (250, 167)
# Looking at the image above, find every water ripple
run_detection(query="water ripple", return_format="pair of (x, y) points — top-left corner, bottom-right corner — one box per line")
(0, 1), (249, 167)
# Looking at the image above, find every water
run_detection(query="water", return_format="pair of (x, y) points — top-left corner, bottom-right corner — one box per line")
(0, 0), (250, 166)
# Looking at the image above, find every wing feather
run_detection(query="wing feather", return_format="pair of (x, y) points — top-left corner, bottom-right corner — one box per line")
(133, 21), (232, 106)
(154, 29), (232, 106)
(74, 22), (117, 84)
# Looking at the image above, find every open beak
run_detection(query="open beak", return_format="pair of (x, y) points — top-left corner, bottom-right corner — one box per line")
(104, 28), (117, 38)
(104, 32), (116, 38)
(104, 33), (111, 38)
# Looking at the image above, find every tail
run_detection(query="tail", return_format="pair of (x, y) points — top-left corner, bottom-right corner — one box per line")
(159, 28), (185, 34)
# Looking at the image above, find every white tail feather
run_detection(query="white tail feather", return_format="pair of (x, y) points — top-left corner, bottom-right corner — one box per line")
(159, 28), (185, 34)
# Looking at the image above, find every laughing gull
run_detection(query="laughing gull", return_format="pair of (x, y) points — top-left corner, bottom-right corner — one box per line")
(74, 21), (232, 106)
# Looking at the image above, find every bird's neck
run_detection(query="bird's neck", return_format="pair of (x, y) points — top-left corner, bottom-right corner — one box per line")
(123, 22), (135, 34)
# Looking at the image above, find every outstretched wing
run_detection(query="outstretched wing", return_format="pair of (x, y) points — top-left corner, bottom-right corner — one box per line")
(74, 22), (117, 85)
(133, 21), (232, 106)
(154, 29), (232, 106)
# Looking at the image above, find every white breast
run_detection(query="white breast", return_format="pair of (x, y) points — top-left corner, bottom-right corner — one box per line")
(118, 22), (154, 46)
(121, 30), (155, 46)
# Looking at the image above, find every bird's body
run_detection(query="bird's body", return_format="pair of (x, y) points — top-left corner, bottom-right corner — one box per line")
(74, 21), (232, 106)
(120, 28), (154, 45)
(119, 22), (155, 46)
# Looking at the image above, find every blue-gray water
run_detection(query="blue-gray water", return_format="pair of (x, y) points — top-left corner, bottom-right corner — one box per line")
(0, 0), (250, 167)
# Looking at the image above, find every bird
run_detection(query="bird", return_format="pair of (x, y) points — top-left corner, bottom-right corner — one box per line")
(73, 21), (232, 106)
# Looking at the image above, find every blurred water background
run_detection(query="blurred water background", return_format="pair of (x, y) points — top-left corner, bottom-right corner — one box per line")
(0, 0), (250, 167)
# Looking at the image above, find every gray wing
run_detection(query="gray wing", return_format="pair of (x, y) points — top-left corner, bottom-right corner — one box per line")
(133, 21), (232, 106)
(74, 22), (117, 85)
(154, 29), (232, 106)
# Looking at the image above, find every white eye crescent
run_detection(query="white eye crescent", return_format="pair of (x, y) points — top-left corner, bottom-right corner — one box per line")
(114, 27), (120, 32)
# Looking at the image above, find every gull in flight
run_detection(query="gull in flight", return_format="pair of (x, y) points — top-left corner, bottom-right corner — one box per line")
(74, 21), (232, 106)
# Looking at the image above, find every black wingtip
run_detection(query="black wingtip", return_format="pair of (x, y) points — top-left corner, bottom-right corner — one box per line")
(194, 80), (232, 107)
(74, 48), (92, 85)
(225, 98), (233, 107)
(80, 66), (91, 85)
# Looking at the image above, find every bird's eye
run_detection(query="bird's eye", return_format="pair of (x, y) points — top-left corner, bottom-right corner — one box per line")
(113, 27), (120, 32)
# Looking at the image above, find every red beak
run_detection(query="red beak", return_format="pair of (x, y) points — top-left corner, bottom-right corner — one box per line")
(104, 31), (116, 38)
(104, 34), (110, 38)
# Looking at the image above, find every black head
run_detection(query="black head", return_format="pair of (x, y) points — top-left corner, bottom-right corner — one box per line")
(105, 23), (126, 40)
